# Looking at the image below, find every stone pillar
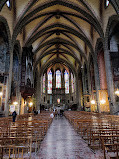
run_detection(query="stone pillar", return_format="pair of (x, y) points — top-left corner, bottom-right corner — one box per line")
(41, 75), (43, 104)
(82, 69), (86, 94)
(69, 72), (71, 103)
(87, 66), (91, 94)
(36, 64), (41, 111)
(74, 75), (77, 103)
(81, 69), (87, 110)
(17, 61), (21, 115)
(93, 55), (101, 113)
(6, 46), (13, 116)
(78, 72), (83, 110)
(75, 73), (80, 110)
(104, 47), (116, 114)
(45, 73), (48, 107)
(61, 71), (65, 88)
(98, 50), (107, 90)
(52, 71), (55, 106)
(0, 42), (10, 116)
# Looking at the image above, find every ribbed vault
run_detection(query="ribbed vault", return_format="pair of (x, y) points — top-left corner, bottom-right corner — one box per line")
(0, 0), (117, 75)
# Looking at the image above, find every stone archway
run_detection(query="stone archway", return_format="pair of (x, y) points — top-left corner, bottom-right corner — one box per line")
(104, 15), (119, 114)
(0, 18), (11, 116)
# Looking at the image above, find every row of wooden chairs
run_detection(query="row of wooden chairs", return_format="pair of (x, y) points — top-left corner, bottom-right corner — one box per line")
(64, 111), (119, 159)
(0, 112), (54, 158)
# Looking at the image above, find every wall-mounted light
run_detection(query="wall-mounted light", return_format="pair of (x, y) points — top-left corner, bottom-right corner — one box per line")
(29, 102), (33, 107)
(115, 89), (119, 96)
(106, 0), (109, 7)
(0, 92), (3, 97)
(13, 102), (18, 106)
(91, 100), (95, 104)
(24, 101), (27, 105)
(100, 99), (106, 104)
(6, 0), (10, 8)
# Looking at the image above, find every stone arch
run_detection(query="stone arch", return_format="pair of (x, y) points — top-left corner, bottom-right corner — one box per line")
(105, 15), (119, 49)
(0, 16), (12, 78)
(0, 0), (118, 15)
(40, 58), (76, 80)
(12, 0), (103, 46)
(0, 16), (12, 52)
(105, 15), (119, 106)
(102, 15), (119, 114)
(34, 47), (81, 71)
(0, 16), (12, 115)
(10, 41), (22, 114)
(110, 0), (119, 14)
(0, 16), (12, 74)
(28, 23), (94, 56)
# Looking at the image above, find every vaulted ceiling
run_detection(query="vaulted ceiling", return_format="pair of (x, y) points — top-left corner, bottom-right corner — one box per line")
(0, 0), (117, 74)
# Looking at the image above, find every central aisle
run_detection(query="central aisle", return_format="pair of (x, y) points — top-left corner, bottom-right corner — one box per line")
(38, 116), (103, 159)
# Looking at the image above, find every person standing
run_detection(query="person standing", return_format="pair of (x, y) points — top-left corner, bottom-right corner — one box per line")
(12, 110), (17, 122)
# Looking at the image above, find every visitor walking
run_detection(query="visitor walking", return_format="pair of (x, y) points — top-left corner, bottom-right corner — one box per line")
(12, 110), (17, 122)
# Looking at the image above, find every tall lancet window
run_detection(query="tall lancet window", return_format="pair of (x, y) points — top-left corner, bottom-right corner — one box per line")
(6, 0), (10, 8)
(43, 74), (45, 93)
(105, 0), (110, 8)
(71, 73), (74, 93)
(56, 70), (61, 88)
(48, 70), (52, 94)
(64, 70), (69, 94)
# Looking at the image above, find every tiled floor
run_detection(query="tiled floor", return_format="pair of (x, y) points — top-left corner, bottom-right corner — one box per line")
(37, 116), (104, 159)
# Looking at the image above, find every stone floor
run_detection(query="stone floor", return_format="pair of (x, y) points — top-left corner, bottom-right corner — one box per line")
(3, 115), (116, 159)
(35, 116), (104, 159)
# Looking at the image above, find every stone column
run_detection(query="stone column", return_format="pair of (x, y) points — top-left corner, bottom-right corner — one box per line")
(69, 72), (71, 103)
(6, 46), (13, 116)
(36, 64), (41, 111)
(81, 69), (87, 110)
(78, 73), (83, 110)
(87, 66), (91, 95)
(0, 42), (10, 116)
(45, 73), (48, 107)
(61, 71), (64, 88)
(74, 75), (77, 103)
(41, 75), (43, 104)
(82, 69), (86, 94)
(104, 47), (116, 114)
(52, 72), (55, 106)
(93, 55), (101, 113)
(98, 50), (107, 90)
(17, 61), (21, 115)
(75, 73), (80, 110)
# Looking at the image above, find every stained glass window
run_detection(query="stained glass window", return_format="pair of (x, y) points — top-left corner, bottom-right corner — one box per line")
(71, 73), (74, 93)
(56, 70), (61, 88)
(64, 70), (69, 94)
(43, 74), (45, 93)
(48, 70), (52, 94)
(6, 0), (10, 8)
(105, 0), (109, 7)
